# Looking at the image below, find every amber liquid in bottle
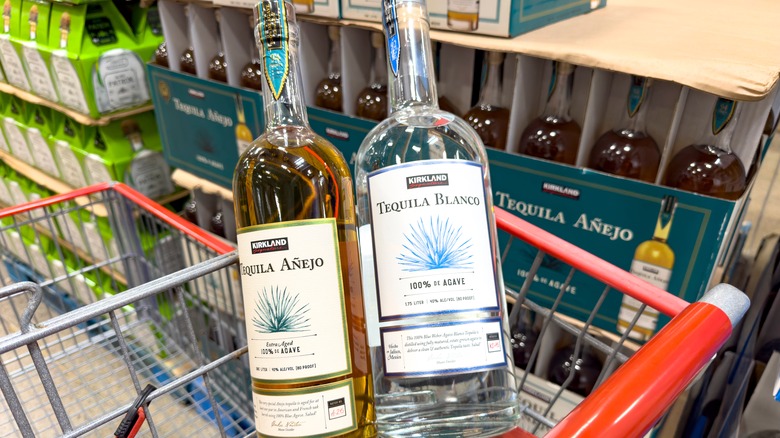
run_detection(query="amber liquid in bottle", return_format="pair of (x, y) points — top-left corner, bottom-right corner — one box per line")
(588, 76), (660, 182)
(663, 98), (747, 200)
(464, 51), (510, 150)
(518, 62), (581, 164)
(154, 42), (169, 68)
(355, 32), (388, 121)
(547, 341), (603, 397)
(314, 26), (343, 112)
(234, 2), (374, 436)
(179, 6), (196, 75)
(208, 11), (228, 83)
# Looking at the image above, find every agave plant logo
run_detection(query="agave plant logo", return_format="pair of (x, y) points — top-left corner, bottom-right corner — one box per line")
(253, 286), (311, 333)
(397, 216), (473, 271)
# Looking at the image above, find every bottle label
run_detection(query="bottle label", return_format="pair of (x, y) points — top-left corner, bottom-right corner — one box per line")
(712, 98), (736, 136)
(618, 259), (671, 338)
(21, 43), (57, 101)
(3, 120), (33, 165)
(382, 0), (399, 77)
(626, 76), (648, 118)
(448, 0), (480, 14)
(84, 154), (114, 185)
(26, 128), (60, 177)
(237, 219), (352, 384)
(125, 151), (174, 199)
(252, 380), (357, 437)
(95, 51), (148, 112)
(366, 160), (500, 320)
(54, 140), (88, 188)
(0, 36), (31, 90)
(51, 53), (90, 114)
(258, 0), (290, 100)
(83, 221), (110, 262)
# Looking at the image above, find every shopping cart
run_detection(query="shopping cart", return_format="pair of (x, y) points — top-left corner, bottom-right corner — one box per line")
(0, 183), (748, 437)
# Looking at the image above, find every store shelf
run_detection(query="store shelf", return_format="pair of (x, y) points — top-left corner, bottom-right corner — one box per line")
(0, 150), (189, 216)
(0, 83), (154, 126)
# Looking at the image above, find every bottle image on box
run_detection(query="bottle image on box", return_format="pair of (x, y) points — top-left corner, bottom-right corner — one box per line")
(153, 42), (168, 68)
(354, 0), (518, 435)
(617, 195), (676, 341)
(663, 98), (747, 200)
(233, 1), (375, 436)
(293, 0), (315, 14)
(314, 26), (343, 112)
(517, 62), (581, 165)
(355, 32), (388, 122)
(240, 15), (263, 91)
(447, 0), (479, 31)
(235, 95), (254, 156)
(464, 51), (510, 151)
(588, 76), (660, 182)
(27, 4), (35, 38)
(208, 10), (227, 83)
(122, 119), (175, 199)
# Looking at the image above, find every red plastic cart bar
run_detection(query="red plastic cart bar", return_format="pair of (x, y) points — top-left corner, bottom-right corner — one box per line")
(0, 182), (234, 256)
(494, 207), (748, 437)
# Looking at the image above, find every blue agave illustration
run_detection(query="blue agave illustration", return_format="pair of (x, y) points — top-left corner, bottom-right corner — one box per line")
(253, 286), (311, 333)
(397, 216), (473, 271)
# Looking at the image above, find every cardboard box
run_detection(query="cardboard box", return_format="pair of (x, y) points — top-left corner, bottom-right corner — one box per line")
(0, 0), (30, 90)
(2, 96), (34, 166)
(341, 0), (604, 37)
(15, 0), (58, 101)
(46, 1), (152, 117)
(24, 104), (61, 179)
(49, 112), (89, 189)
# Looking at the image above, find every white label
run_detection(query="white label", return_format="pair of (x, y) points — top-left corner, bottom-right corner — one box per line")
(94, 50), (148, 112)
(366, 160), (499, 320)
(237, 219), (351, 383)
(21, 43), (57, 100)
(253, 380), (357, 437)
(448, 0), (480, 14)
(618, 259), (670, 339)
(84, 154), (114, 184)
(4, 120), (34, 165)
(237, 139), (252, 156)
(125, 151), (175, 199)
(26, 128), (60, 177)
(0, 180), (13, 205)
(381, 318), (506, 377)
(54, 141), (87, 188)
(51, 52), (89, 114)
(0, 37), (30, 90)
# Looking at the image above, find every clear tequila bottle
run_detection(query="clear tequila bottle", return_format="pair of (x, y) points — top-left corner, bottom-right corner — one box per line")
(354, 0), (518, 435)
(122, 120), (175, 200)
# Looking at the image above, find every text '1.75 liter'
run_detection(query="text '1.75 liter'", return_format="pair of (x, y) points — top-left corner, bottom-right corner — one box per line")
(354, 0), (520, 436)
(232, 1), (376, 436)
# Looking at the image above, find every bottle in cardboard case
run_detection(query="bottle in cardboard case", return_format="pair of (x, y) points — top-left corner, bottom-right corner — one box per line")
(314, 26), (343, 112)
(464, 51), (510, 150)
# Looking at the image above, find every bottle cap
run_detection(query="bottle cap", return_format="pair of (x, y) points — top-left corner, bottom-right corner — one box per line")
(371, 32), (384, 49)
(328, 25), (340, 41)
(487, 51), (505, 65)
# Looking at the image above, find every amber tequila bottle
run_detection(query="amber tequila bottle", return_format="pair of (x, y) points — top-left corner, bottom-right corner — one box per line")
(355, 32), (388, 121)
(154, 42), (169, 68)
(233, 1), (375, 436)
(314, 26), (343, 112)
(617, 195), (676, 341)
(464, 51), (510, 150)
(208, 11), (228, 83)
(447, 0), (479, 31)
(663, 98), (747, 200)
(354, 0), (518, 435)
(179, 5), (196, 75)
(518, 62), (581, 164)
(588, 76), (660, 182)
(240, 15), (263, 91)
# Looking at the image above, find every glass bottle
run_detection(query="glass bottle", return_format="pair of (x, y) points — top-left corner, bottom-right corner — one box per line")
(154, 42), (169, 68)
(235, 95), (254, 156)
(233, 1), (375, 436)
(547, 340), (603, 397)
(663, 98), (747, 200)
(432, 41), (460, 116)
(293, 0), (315, 14)
(183, 195), (198, 224)
(179, 5), (196, 76)
(210, 208), (225, 237)
(355, 32), (388, 122)
(315, 26), (343, 112)
(447, 0), (479, 31)
(240, 15), (263, 91)
(122, 119), (176, 200)
(617, 195), (676, 341)
(354, 0), (518, 435)
(510, 306), (538, 370)
(464, 51), (510, 151)
(518, 62), (581, 165)
(588, 76), (660, 182)
(208, 11), (228, 83)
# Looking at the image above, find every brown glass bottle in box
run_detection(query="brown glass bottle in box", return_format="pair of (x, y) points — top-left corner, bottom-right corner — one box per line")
(518, 62), (581, 165)
(588, 76), (660, 182)
(663, 98), (747, 200)
(240, 15), (262, 91)
(547, 339), (603, 397)
(153, 42), (169, 68)
(208, 11), (228, 83)
(314, 26), (342, 112)
(464, 51), (510, 150)
(355, 32), (388, 121)
(179, 5), (196, 75)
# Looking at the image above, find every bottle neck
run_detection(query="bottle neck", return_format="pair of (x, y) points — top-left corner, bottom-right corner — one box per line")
(385, 0), (439, 112)
(257, 0), (310, 130)
(327, 29), (341, 80)
(236, 97), (247, 124)
(652, 196), (676, 242)
(127, 133), (144, 153)
(371, 40), (388, 87)
(477, 53), (503, 108)
(620, 77), (651, 135)
(542, 62), (574, 121)
(704, 98), (741, 154)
